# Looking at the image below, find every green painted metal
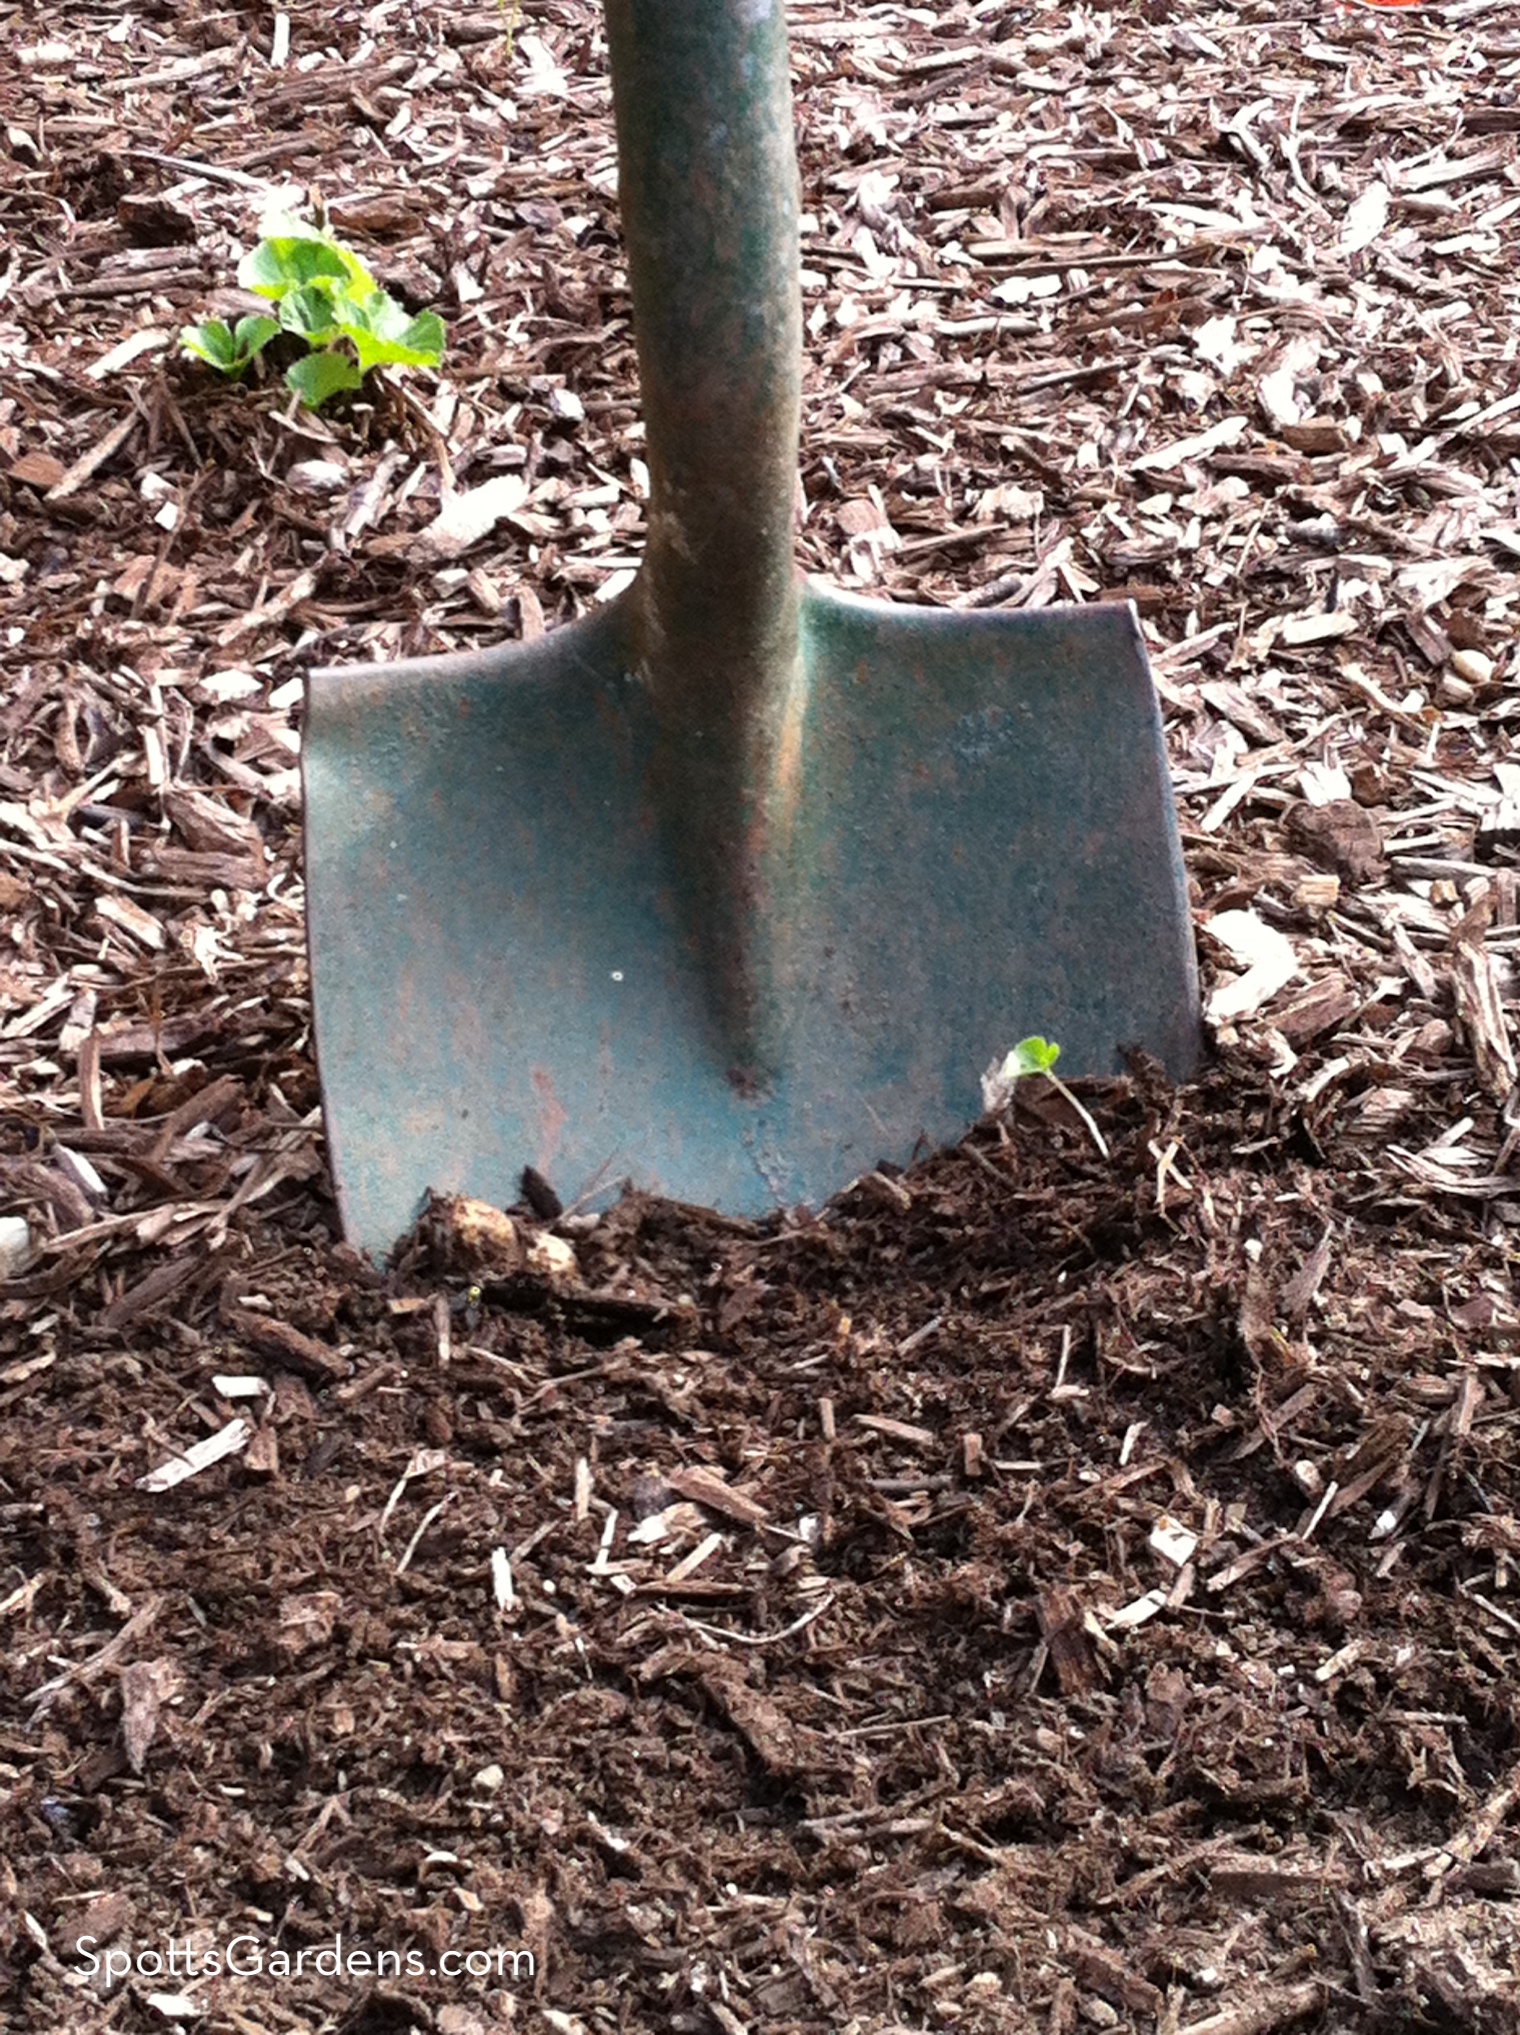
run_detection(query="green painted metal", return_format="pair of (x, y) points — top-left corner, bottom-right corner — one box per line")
(608, 0), (804, 1080)
(304, 0), (1201, 1257)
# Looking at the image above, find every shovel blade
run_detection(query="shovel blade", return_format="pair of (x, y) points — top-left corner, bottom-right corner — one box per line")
(305, 589), (1197, 1256)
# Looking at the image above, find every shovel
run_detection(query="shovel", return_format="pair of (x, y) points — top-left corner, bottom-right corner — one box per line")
(303, 0), (1200, 1258)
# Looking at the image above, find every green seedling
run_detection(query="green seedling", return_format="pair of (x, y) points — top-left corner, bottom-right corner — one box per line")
(285, 351), (363, 408)
(180, 213), (445, 410)
(496, 0), (523, 60)
(983, 1034), (1110, 1159)
(1003, 1035), (1061, 1080)
(238, 225), (368, 300)
(332, 288), (447, 377)
(275, 281), (345, 346)
(179, 313), (279, 379)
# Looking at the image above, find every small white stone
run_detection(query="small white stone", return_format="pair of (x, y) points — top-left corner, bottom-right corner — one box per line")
(472, 1763), (505, 1793)
(526, 1231), (577, 1279)
(286, 458), (350, 494)
(200, 669), (263, 703)
(0, 1216), (35, 1280)
(1452, 648), (1495, 686)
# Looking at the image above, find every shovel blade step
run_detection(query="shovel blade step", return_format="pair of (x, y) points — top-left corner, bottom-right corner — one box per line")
(306, 588), (1197, 1257)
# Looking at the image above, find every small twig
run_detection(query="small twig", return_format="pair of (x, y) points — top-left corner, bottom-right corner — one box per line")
(395, 1492), (455, 1577)
(896, 1314), (944, 1356)
(1179, 1981), (1323, 2035)
(678, 1595), (835, 1649)
(29, 1596), (164, 1720)
(124, 149), (273, 191)
(1335, 1892), (1378, 2005)
(959, 1138), (1008, 1186)
(1425, 1761), (1520, 1887)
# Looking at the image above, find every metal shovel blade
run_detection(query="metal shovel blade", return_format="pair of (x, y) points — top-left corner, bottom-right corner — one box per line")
(304, 1), (1200, 1258)
(306, 589), (1196, 1253)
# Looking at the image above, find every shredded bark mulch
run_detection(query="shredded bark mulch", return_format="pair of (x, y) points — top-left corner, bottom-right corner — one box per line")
(4, 1), (1520, 2030)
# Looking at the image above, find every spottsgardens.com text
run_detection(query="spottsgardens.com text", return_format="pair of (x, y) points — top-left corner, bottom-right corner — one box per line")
(75, 1934), (535, 1983)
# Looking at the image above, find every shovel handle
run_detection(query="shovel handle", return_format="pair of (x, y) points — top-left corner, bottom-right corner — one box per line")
(605, 0), (802, 680)
(603, 0), (805, 1074)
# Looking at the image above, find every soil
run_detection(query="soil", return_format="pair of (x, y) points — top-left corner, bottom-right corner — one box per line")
(4, 2), (1520, 2032)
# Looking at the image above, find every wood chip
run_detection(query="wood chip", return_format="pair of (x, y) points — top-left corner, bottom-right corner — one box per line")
(664, 1466), (769, 1529)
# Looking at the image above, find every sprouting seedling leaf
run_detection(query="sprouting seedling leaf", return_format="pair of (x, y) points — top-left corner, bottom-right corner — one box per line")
(1004, 1035), (1061, 1080)
(233, 313), (279, 359)
(331, 290), (446, 376)
(183, 213), (445, 411)
(284, 350), (363, 408)
(261, 211), (377, 288)
(980, 1032), (1109, 1159)
(180, 319), (239, 372)
(981, 1036), (1059, 1114)
(179, 314), (278, 378)
(238, 233), (353, 300)
(278, 282), (344, 344)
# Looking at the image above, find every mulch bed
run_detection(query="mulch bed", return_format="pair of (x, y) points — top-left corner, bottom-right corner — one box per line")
(4, 1), (1520, 2030)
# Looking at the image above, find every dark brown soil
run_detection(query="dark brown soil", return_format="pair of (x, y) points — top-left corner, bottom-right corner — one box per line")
(4, 1), (1520, 2030)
